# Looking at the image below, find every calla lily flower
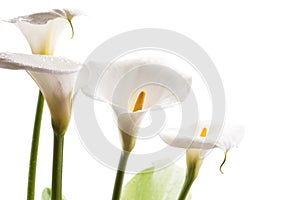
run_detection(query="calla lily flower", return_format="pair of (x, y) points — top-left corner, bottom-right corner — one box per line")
(0, 52), (82, 133)
(162, 121), (244, 200)
(5, 9), (82, 55)
(80, 57), (192, 200)
(0, 51), (82, 200)
(160, 121), (244, 171)
(80, 58), (192, 152)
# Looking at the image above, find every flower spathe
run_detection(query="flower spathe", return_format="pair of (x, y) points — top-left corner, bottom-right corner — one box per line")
(0, 52), (82, 134)
(80, 57), (192, 151)
(5, 9), (82, 55)
(160, 121), (244, 172)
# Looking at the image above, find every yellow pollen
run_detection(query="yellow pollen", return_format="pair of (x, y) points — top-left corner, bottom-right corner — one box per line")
(200, 128), (207, 137)
(132, 91), (146, 112)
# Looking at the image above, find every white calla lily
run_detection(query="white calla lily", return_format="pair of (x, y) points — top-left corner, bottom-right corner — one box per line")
(160, 121), (244, 172)
(5, 9), (82, 54)
(0, 52), (82, 133)
(168, 122), (244, 199)
(79, 57), (192, 199)
(80, 58), (192, 151)
(161, 121), (244, 169)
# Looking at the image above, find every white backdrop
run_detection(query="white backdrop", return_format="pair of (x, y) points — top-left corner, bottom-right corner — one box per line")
(0, 0), (299, 199)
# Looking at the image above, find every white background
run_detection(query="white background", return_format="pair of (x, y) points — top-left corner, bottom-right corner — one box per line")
(0, 0), (300, 199)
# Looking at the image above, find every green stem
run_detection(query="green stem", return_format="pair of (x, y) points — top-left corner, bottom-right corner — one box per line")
(27, 91), (44, 200)
(112, 151), (130, 200)
(51, 133), (65, 200)
(177, 175), (195, 200)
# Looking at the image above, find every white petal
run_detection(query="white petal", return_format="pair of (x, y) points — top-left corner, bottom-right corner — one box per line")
(214, 124), (245, 152)
(159, 121), (245, 152)
(0, 52), (82, 73)
(29, 71), (78, 133)
(52, 9), (83, 22)
(115, 108), (147, 137)
(159, 127), (215, 150)
(111, 105), (147, 151)
(80, 57), (192, 111)
(5, 9), (82, 54)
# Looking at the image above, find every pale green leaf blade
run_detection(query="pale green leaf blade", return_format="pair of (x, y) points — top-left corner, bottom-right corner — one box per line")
(41, 188), (66, 200)
(122, 164), (191, 200)
(42, 188), (51, 200)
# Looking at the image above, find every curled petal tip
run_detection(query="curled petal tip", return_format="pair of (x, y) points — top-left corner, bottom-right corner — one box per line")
(68, 19), (75, 39)
(219, 150), (228, 174)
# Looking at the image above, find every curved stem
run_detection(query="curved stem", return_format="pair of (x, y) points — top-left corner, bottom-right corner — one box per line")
(51, 133), (64, 200)
(112, 151), (130, 200)
(177, 175), (195, 200)
(27, 91), (44, 200)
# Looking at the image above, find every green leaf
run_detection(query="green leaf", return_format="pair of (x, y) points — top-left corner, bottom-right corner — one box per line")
(42, 188), (51, 200)
(41, 188), (66, 200)
(121, 164), (191, 200)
